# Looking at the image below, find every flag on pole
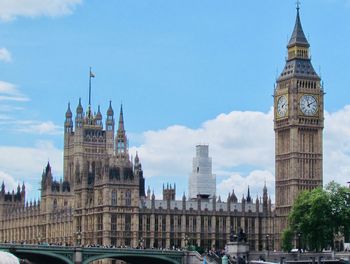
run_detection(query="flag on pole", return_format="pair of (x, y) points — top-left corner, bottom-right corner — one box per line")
(90, 71), (95, 78)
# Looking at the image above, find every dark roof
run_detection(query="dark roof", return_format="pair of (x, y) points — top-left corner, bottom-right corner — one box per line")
(118, 104), (125, 131)
(76, 98), (83, 113)
(51, 181), (60, 192)
(107, 100), (114, 115)
(278, 58), (320, 81)
(65, 102), (72, 118)
(45, 162), (51, 174)
(288, 8), (309, 48)
(62, 181), (71, 192)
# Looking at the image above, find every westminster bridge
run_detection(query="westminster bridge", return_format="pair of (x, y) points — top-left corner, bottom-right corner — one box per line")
(0, 243), (203, 264)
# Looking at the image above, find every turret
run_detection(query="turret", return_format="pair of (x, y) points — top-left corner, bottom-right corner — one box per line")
(75, 98), (84, 129)
(228, 189), (238, 203)
(116, 105), (129, 160)
(41, 162), (53, 192)
(64, 102), (73, 134)
(255, 196), (259, 213)
(246, 186), (252, 203)
(263, 182), (268, 212)
(134, 152), (145, 197)
(151, 191), (155, 209)
(106, 101), (115, 155)
(95, 105), (103, 127)
(182, 192), (186, 211)
(241, 195), (246, 212)
(163, 183), (176, 201)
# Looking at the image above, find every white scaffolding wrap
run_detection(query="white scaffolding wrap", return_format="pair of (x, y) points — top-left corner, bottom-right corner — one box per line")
(188, 145), (216, 199)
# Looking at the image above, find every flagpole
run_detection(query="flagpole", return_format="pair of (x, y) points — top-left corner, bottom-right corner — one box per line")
(88, 67), (92, 118)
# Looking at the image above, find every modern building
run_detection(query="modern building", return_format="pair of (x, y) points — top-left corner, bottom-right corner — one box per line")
(188, 145), (216, 200)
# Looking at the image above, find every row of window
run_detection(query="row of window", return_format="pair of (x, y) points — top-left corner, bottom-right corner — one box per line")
(139, 215), (254, 234)
(111, 190), (132, 206)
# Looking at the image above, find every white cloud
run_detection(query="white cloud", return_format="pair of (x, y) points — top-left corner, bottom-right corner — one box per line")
(0, 105), (349, 202)
(0, 81), (29, 101)
(0, 81), (61, 135)
(130, 109), (275, 199)
(0, 170), (35, 201)
(217, 170), (275, 202)
(15, 120), (62, 135)
(0, 140), (63, 201)
(0, 48), (12, 62)
(0, 0), (82, 21)
(0, 141), (63, 179)
(324, 106), (350, 186)
(0, 171), (19, 191)
(131, 105), (350, 201)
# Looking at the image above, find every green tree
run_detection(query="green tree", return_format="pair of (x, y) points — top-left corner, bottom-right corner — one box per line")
(288, 188), (333, 251)
(281, 228), (293, 252)
(326, 182), (350, 243)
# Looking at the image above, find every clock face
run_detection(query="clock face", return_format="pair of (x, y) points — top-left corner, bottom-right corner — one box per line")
(277, 95), (288, 117)
(300, 94), (318, 116)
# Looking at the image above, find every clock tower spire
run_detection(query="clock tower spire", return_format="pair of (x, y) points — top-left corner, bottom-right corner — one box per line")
(273, 6), (324, 249)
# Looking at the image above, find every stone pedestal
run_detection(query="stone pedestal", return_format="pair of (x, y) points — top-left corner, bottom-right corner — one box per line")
(226, 241), (249, 262)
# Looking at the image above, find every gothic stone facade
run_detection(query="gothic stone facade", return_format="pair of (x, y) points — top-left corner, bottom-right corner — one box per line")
(0, 7), (322, 252)
(0, 101), (273, 251)
(274, 7), (324, 248)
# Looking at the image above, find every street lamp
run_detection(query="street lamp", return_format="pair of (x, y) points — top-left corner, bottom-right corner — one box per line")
(184, 235), (189, 249)
(76, 231), (82, 246)
(38, 233), (42, 245)
(266, 234), (270, 256)
(139, 237), (144, 249)
(297, 232), (302, 253)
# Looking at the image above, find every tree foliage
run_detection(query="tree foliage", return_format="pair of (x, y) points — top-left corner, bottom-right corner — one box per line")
(285, 182), (350, 252)
(326, 182), (350, 242)
(281, 228), (293, 252)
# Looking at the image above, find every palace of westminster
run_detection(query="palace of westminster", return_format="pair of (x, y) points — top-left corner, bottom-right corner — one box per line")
(0, 7), (324, 251)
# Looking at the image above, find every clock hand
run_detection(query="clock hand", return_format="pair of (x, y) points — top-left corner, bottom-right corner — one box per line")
(309, 100), (316, 107)
(307, 99), (316, 108)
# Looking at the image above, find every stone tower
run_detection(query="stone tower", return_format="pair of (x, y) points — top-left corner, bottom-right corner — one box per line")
(62, 92), (145, 247)
(274, 6), (324, 247)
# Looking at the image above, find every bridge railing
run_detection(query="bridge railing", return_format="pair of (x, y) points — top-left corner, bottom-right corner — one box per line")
(0, 243), (185, 255)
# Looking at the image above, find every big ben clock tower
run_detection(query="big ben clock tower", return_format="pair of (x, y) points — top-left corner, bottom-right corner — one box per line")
(274, 6), (324, 247)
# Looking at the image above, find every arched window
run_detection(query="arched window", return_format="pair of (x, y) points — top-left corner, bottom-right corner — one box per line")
(125, 190), (131, 206)
(53, 199), (57, 209)
(98, 190), (103, 205)
(111, 190), (117, 206)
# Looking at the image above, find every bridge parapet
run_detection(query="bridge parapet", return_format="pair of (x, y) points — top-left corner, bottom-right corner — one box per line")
(0, 244), (186, 264)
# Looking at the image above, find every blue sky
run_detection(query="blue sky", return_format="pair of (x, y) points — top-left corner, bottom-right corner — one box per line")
(1, 0), (350, 201)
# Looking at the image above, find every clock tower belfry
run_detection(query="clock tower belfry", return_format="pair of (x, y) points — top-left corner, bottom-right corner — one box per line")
(274, 6), (324, 247)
